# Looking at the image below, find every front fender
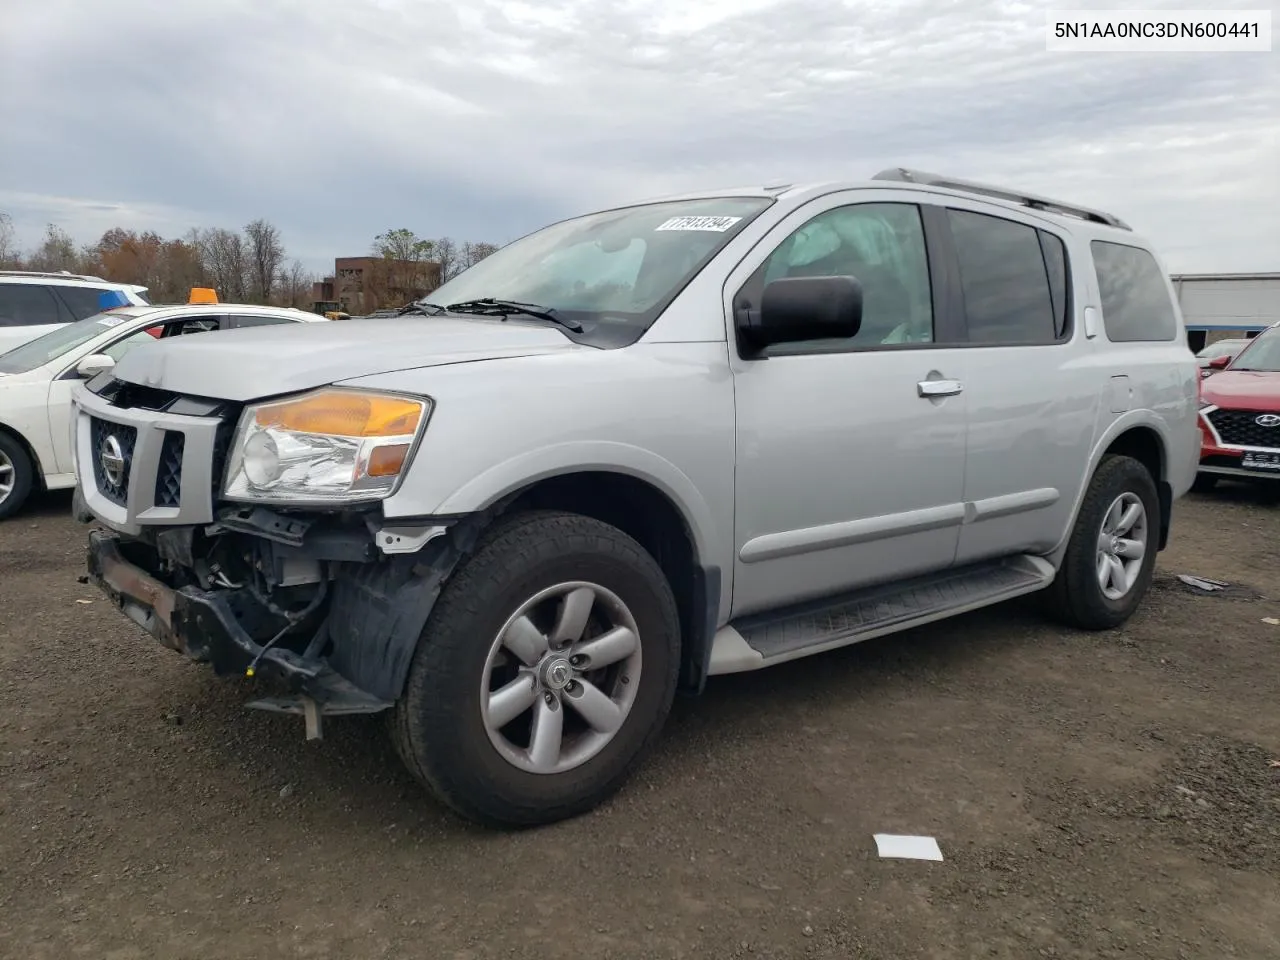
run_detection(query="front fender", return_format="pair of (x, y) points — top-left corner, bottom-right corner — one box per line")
(431, 440), (719, 564)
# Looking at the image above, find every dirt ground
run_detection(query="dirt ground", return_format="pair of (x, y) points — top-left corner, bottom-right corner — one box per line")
(2, 486), (1278, 960)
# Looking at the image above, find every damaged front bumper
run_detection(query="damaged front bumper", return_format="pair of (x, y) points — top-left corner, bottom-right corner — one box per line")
(72, 375), (483, 738)
(85, 524), (453, 738)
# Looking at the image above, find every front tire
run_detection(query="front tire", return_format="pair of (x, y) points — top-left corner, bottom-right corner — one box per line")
(391, 510), (681, 828)
(0, 433), (35, 521)
(1045, 454), (1160, 631)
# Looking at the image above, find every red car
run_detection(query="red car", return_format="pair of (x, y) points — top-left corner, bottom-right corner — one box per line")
(1196, 322), (1280, 491)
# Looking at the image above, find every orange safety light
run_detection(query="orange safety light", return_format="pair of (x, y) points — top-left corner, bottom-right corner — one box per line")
(188, 287), (219, 304)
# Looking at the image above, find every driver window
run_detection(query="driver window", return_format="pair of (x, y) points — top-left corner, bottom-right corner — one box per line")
(756, 202), (934, 350)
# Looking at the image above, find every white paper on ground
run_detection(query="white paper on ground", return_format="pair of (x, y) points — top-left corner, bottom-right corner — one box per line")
(873, 834), (944, 861)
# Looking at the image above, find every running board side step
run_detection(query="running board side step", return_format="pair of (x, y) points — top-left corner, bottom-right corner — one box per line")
(707, 555), (1055, 675)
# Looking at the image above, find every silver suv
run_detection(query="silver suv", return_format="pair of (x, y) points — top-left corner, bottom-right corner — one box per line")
(70, 169), (1199, 827)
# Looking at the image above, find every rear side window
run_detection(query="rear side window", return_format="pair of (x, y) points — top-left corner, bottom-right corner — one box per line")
(54, 286), (116, 320)
(1091, 241), (1178, 342)
(0, 284), (63, 327)
(947, 210), (1057, 344)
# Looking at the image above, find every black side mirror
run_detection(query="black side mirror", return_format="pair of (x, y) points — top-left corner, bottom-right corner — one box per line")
(737, 275), (862, 351)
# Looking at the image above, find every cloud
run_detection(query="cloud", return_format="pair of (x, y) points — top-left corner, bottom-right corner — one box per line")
(0, 0), (1276, 272)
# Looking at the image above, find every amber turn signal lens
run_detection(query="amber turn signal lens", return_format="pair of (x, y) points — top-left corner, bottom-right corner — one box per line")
(366, 443), (410, 477)
(255, 390), (424, 437)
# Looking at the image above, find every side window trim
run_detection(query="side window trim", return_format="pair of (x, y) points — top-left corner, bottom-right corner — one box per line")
(47, 286), (80, 324)
(731, 199), (960, 358)
(229, 313), (299, 328)
(919, 203), (967, 345)
(1037, 230), (1073, 341)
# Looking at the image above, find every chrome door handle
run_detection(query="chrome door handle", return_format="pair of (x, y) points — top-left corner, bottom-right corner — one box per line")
(918, 378), (963, 398)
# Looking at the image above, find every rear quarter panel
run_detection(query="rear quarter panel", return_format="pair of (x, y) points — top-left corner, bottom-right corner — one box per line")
(1050, 232), (1199, 559)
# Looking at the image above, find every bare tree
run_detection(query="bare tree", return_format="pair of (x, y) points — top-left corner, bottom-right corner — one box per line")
(0, 212), (19, 268)
(244, 218), (285, 303)
(461, 241), (499, 270)
(156, 238), (206, 302)
(25, 224), (79, 272)
(433, 236), (460, 283)
(276, 259), (315, 309)
(196, 227), (249, 300)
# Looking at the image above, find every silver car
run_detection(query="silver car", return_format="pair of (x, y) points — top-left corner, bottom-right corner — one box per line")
(70, 168), (1200, 827)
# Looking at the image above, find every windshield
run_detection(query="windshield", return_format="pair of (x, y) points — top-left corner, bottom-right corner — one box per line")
(0, 311), (134, 374)
(1229, 328), (1280, 372)
(421, 197), (773, 345)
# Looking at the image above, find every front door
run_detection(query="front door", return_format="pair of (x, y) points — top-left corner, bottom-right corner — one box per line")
(726, 193), (971, 618)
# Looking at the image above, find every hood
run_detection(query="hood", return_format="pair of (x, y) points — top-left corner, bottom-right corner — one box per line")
(1200, 369), (1280, 411)
(110, 316), (584, 402)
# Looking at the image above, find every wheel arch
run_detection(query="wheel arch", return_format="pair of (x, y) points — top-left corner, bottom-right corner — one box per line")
(497, 470), (720, 695)
(1103, 424), (1171, 549)
(1051, 415), (1173, 565)
(0, 420), (46, 492)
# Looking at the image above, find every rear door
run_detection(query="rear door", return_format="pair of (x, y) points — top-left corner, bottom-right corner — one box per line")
(0, 284), (67, 353)
(940, 204), (1097, 565)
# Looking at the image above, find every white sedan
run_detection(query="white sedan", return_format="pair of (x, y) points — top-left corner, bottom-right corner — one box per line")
(0, 302), (326, 519)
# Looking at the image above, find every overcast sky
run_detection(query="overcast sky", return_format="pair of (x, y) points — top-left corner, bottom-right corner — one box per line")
(1, 0), (1277, 275)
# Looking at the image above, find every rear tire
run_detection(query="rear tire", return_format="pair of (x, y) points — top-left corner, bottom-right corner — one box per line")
(390, 510), (681, 828)
(1045, 455), (1159, 631)
(0, 433), (35, 521)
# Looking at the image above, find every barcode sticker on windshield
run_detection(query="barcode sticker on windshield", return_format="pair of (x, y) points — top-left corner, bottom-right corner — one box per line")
(96, 315), (127, 327)
(655, 215), (743, 232)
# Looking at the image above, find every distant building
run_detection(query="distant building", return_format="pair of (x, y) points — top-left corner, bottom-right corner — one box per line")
(1173, 272), (1280, 352)
(312, 256), (441, 315)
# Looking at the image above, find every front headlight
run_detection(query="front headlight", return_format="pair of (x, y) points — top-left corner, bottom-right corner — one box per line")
(223, 388), (431, 504)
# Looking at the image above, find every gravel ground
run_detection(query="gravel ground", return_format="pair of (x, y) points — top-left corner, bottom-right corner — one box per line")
(1, 486), (1278, 960)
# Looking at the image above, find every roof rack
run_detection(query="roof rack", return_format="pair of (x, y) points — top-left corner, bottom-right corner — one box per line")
(872, 168), (1131, 231)
(0, 269), (109, 282)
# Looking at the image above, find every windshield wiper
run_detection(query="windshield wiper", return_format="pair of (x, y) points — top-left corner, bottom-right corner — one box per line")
(397, 301), (447, 317)
(445, 298), (583, 333)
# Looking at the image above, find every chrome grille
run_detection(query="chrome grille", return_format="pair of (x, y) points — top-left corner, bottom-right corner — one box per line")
(74, 382), (231, 530)
(89, 418), (137, 507)
(1207, 409), (1280, 449)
